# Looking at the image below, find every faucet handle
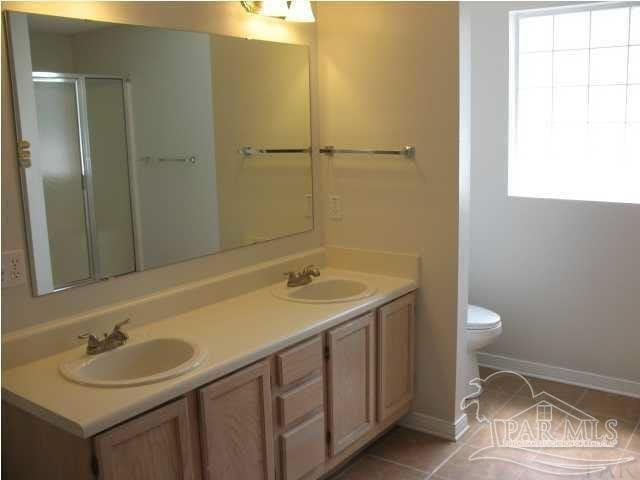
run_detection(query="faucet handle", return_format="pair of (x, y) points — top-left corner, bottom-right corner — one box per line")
(78, 332), (100, 346)
(110, 318), (131, 341)
(114, 318), (130, 331)
(303, 265), (320, 276)
(284, 271), (298, 287)
(110, 319), (130, 342)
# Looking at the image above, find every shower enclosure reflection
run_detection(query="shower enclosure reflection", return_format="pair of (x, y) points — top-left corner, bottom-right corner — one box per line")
(34, 75), (135, 289)
(6, 12), (313, 295)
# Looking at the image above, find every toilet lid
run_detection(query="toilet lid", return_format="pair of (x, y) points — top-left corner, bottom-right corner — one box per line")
(467, 305), (501, 330)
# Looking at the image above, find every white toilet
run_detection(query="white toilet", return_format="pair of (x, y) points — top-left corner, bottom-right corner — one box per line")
(466, 304), (502, 352)
(465, 305), (502, 394)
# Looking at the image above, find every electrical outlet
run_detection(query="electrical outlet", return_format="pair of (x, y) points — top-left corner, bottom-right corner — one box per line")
(329, 195), (343, 220)
(2, 250), (27, 288)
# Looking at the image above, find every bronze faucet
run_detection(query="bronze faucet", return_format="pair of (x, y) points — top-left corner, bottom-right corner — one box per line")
(78, 319), (130, 355)
(284, 265), (320, 287)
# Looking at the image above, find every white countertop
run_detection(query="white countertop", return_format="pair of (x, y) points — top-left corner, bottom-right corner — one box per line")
(2, 269), (416, 438)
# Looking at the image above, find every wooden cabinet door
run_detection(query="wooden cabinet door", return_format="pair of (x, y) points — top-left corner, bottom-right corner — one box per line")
(198, 359), (275, 480)
(377, 292), (416, 421)
(326, 312), (376, 456)
(94, 396), (199, 480)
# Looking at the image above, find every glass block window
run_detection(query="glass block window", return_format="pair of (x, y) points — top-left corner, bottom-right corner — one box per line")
(509, 3), (640, 204)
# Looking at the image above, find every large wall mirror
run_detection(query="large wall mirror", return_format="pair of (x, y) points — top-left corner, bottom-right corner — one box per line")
(5, 12), (313, 296)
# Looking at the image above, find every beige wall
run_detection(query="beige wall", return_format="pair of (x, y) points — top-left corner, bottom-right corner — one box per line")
(317, 2), (461, 421)
(1, 1), (322, 332)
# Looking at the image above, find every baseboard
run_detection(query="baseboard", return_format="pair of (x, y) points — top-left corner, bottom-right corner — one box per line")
(399, 411), (469, 441)
(478, 352), (640, 399)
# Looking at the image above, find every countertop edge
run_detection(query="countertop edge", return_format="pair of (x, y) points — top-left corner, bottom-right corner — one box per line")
(1, 388), (86, 437)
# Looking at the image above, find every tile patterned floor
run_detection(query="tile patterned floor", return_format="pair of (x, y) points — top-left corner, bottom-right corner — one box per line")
(330, 368), (640, 480)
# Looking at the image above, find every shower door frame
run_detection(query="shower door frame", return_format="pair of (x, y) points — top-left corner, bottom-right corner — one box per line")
(30, 72), (135, 292)
(32, 74), (98, 290)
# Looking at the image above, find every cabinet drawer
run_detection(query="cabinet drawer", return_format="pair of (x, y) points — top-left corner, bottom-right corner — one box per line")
(280, 413), (326, 480)
(276, 336), (323, 387)
(278, 375), (323, 429)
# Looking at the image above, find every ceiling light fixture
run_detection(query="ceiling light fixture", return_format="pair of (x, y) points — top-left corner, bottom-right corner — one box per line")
(240, 0), (315, 23)
(241, 1), (287, 18)
(285, 0), (315, 23)
(260, 0), (290, 17)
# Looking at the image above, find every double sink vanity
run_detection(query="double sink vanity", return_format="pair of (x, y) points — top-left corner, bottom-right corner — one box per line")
(3, 268), (417, 480)
(60, 275), (378, 389)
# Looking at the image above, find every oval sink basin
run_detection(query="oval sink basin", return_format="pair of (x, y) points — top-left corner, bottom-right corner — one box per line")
(60, 337), (206, 388)
(272, 277), (376, 304)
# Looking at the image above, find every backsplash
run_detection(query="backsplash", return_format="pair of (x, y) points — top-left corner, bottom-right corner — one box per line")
(2, 248), (325, 369)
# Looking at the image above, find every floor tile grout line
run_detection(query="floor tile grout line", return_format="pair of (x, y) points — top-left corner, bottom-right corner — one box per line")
(512, 382), (527, 397)
(423, 442), (467, 480)
(329, 458), (359, 480)
(573, 388), (589, 407)
(364, 453), (431, 476)
(496, 386), (635, 479)
(459, 387), (519, 447)
(461, 382), (595, 450)
(572, 387), (640, 453)
(454, 388), (525, 476)
(349, 380), (638, 479)
(571, 387), (640, 423)
(516, 387), (589, 472)
(503, 388), (520, 406)
(513, 446), (546, 480)
(458, 386), (542, 480)
(620, 415), (640, 452)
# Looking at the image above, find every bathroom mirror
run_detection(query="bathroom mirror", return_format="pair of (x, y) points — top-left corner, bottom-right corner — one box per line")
(5, 12), (313, 295)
